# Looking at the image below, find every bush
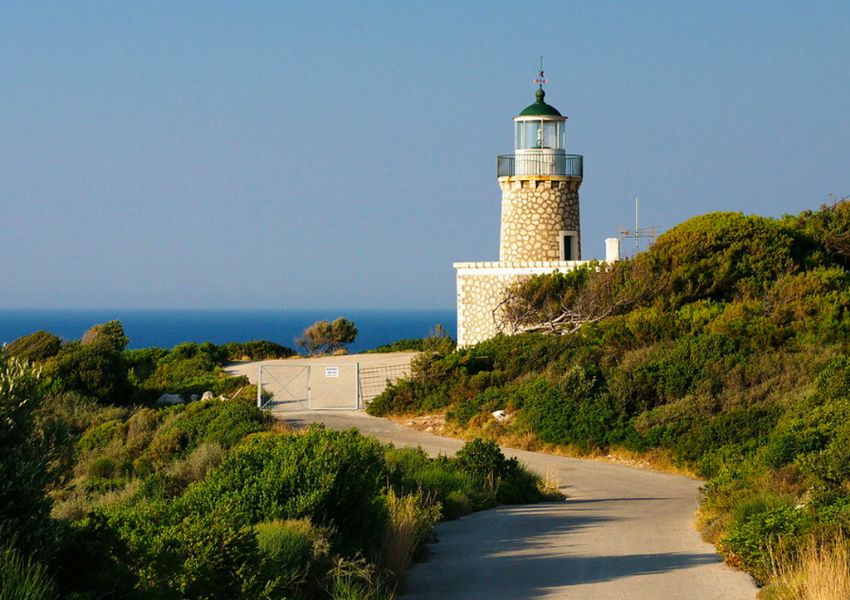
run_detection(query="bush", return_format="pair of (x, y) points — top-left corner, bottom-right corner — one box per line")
(220, 341), (296, 361)
(447, 387), (508, 426)
(46, 343), (129, 404)
(633, 212), (800, 307)
(178, 426), (388, 555)
(721, 498), (808, 583)
(383, 447), (479, 519)
(87, 457), (117, 480)
(4, 331), (62, 364)
(518, 367), (629, 452)
(153, 399), (266, 454)
(138, 342), (229, 398)
(455, 438), (510, 480)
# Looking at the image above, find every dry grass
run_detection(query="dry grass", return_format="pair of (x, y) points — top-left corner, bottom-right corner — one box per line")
(541, 466), (561, 493)
(167, 442), (226, 485)
(268, 418), (299, 434)
(380, 489), (441, 585)
(760, 534), (850, 600)
(50, 480), (142, 521)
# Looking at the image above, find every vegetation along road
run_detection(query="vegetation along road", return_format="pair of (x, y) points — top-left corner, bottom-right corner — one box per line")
(284, 410), (757, 600)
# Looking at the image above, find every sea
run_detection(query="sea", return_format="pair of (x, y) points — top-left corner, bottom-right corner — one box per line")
(0, 309), (457, 353)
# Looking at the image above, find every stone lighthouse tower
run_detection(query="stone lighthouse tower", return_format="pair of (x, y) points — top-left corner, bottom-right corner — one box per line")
(454, 71), (600, 347)
(499, 84), (582, 262)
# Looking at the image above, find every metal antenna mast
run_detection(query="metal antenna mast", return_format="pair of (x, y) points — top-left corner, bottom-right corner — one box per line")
(619, 197), (657, 252)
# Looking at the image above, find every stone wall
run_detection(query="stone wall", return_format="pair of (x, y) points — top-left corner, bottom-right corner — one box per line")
(499, 176), (582, 262)
(455, 261), (590, 347)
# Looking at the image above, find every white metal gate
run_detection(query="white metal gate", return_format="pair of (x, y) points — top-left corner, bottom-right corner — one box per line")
(257, 365), (310, 411)
(257, 361), (411, 411)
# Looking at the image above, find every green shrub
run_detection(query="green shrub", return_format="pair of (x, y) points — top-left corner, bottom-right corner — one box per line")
(4, 331), (62, 364)
(220, 340), (296, 361)
(139, 343), (228, 398)
(721, 498), (808, 583)
(78, 419), (125, 452)
(144, 429), (188, 465)
(46, 342), (129, 404)
(633, 212), (800, 307)
(455, 438), (510, 480)
(169, 508), (259, 598)
(87, 457), (117, 480)
(517, 367), (628, 451)
(384, 447), (478, 519)
(675, 406), (781, 467)
(178, 427), (388, 555)
(447, 387), (507, 426)
(367, 338), (427, 353)
(453, 438), (545, 505)
(153, 399), (266, 454)
(762, 425), (828, 469)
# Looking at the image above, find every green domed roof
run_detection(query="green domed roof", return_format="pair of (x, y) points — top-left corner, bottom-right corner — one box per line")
(518, 87), (563, 117)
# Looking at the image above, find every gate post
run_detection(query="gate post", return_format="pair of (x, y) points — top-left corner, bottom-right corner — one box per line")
(306, 365), (312, 410)
(257, 365), (263, 409)
(355, 362), (361, 410)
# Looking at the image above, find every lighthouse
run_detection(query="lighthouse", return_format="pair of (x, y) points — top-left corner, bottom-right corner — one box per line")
(454, 69), (609, 347)
(499, 79), (583, 262)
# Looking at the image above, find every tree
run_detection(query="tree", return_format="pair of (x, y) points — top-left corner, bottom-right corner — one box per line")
(81, 320), (129, 352)
(497, 262), (642, 336)
(297, 318), (358, 356)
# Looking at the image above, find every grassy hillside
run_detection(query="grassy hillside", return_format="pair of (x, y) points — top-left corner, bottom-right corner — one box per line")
(368, 201), (850, 597)
(0, 334), (549, 599)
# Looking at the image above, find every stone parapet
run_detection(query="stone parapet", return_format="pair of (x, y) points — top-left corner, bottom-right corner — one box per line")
(454, 260), (590, 270)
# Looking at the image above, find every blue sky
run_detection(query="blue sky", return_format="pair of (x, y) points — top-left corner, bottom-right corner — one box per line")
(1, 1), (848, 309)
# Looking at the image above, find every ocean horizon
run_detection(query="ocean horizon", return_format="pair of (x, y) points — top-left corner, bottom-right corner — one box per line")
(0, 309), (457, 353)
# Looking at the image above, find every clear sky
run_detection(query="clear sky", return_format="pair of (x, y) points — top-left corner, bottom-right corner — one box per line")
(1, 1), (848, 309)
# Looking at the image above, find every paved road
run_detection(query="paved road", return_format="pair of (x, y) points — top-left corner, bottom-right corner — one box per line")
(283, 411), (757, 600)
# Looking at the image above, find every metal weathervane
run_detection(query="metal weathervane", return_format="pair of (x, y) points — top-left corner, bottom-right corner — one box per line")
(534, 56), (548, 87)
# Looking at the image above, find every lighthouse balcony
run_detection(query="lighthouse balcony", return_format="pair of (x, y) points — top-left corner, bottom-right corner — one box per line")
(497, 153), (583, 178)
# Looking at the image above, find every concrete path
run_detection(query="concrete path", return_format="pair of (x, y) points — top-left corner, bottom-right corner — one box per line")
(283, 411), (757, 600)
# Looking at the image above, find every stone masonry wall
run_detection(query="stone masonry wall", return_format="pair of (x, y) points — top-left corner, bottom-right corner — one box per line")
(499, 176), (582, 262)
(455, 261), (589, 347)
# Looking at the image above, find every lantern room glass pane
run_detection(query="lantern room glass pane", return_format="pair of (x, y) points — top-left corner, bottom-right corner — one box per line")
(522, 121), (541, 149)
(542, 121), (558, 149)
